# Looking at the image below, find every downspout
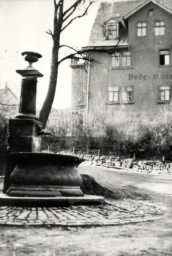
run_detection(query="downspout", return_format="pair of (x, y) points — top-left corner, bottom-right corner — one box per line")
(86, 60), (91, 124)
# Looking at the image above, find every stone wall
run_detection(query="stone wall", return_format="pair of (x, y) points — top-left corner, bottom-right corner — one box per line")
(77, 154), (172, 175)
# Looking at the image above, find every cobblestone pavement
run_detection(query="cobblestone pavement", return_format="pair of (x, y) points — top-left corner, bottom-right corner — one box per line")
(0, 200), (166, 227)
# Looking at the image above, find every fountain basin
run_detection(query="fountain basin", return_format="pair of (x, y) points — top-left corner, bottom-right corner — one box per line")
(4, 152), (85, 197)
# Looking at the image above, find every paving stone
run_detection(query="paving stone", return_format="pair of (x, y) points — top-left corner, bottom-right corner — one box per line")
(0, 199), (166, 227)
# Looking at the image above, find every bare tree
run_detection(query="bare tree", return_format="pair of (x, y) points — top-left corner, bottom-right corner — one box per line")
(39, 0), (121, 128)
(39, 0), (95, 128)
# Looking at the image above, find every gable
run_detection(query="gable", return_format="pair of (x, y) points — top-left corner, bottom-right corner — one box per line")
(124, 0), (172, 20)
(0, 87), (19, 105)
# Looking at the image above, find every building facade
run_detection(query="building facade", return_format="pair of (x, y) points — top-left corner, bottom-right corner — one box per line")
(71, 0), (172, 136)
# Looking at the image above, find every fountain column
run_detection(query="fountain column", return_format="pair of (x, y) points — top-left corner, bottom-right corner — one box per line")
(8, 52), (43, 153)
(3, 52), (43, 193)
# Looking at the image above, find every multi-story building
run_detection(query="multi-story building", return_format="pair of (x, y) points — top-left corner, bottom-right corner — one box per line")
(71, 0), (172, 135)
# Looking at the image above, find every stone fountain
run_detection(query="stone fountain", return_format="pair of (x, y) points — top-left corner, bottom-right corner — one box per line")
(1, 52), (103, 206)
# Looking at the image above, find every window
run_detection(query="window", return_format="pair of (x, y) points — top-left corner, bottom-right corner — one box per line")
(121, 87), (133, 102)
(160, 86), (170, 101)
(160, 50), (170, 66)
(121, 52), (131, 67)
(108, 86), (133, 103)
(137, 22), (147, 37)
(112, 53), (120, 67)
(112, 52), (131, 68)
(155, 21), (165, 36)
(105, 21), (119, 40)
(108, 87), (119, 102)
(148, 9), (154, 17)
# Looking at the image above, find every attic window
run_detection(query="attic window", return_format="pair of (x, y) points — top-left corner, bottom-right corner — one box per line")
(148, 9), (154, 17)
(137, 22), (147, 37)
(105, 20), (119, 40)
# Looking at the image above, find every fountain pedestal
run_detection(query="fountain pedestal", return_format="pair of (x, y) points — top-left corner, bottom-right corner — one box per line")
(6, 153), (84, 197)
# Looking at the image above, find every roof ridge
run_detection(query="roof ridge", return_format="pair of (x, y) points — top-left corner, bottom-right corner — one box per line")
(0, 86), (19, 103)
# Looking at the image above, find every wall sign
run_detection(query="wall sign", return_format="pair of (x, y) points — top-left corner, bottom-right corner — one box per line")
(128, 73), (172, 80)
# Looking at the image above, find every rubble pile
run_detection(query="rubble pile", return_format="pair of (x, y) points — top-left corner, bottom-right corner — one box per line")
(77, 154), (172, 175)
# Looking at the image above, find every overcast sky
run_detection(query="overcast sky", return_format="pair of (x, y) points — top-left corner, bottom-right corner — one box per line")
(0, 0), (99, 109)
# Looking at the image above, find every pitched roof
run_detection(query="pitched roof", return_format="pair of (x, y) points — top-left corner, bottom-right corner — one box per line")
(86, 0), (172, 48)
(86, 0), (142, 47)
(0, 86), (19, 106)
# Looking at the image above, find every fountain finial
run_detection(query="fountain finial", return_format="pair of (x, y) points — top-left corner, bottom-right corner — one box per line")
(16, 51), (43, 77)
(22, 51), (42, 67)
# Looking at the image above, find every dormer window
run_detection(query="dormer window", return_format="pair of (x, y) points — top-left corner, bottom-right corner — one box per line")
(105, 20), (119, 40)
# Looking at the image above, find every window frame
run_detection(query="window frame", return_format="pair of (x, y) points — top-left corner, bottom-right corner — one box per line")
(159, 50), (170, 66)
(137, 22), (147, 37)
(108, 86), (119, 103)
(120, 86), (134, 103)
(121, 52), (131, 67)
(112, 51), (131, 68)
(105, 20), (119, 40)
(155, 21), (165, 36)
(108, 86), (134, 104)
(159, 85), (170, 102)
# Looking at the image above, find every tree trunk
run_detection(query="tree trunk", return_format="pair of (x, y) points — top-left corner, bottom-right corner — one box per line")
(39, 45), (59, 128)
(39, 0), (64, 128)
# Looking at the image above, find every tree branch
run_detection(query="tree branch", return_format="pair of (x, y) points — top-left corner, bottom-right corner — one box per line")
(62, 1), (94, 31)
(46, 29), (54, 38)
(63, 0), (83, 17)
(63, 6), (76, 22)
(59, 44), (79, 52)
(58, 51), (86, 65)
(58, 44), (120, 65)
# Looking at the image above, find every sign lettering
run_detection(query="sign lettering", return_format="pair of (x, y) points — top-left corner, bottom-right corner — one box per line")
(128, 73), (172, 80)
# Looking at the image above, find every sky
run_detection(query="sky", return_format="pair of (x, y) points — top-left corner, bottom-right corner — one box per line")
(0, 0), (136, 110)
(0, 0), (99, 109)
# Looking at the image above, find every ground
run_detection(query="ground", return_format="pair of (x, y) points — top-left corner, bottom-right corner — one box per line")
(0, 165), (172, 256)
